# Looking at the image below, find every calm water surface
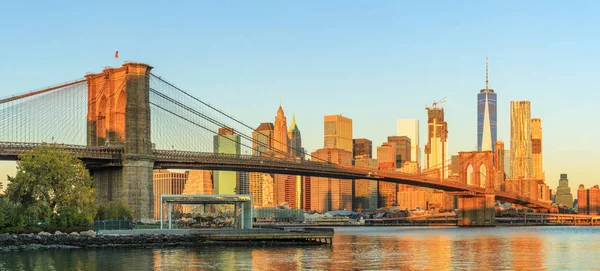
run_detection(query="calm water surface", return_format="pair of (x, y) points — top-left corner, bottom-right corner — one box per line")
(1, 226), (599, 270)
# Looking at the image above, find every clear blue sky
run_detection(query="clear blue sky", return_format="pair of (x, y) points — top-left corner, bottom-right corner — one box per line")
(1, 1), (600, 192)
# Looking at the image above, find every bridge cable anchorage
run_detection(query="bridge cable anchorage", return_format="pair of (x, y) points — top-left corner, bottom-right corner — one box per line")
(149, 74), (333, 165)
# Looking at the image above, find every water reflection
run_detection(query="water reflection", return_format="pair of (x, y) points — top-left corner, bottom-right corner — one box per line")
(1, 227), (599, 270)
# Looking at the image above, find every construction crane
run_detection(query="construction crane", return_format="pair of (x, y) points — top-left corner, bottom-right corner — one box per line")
(426, 97), (447, 110)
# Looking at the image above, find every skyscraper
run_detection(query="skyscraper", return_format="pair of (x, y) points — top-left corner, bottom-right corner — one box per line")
(250, 122), (275, 207)
(273, 106), (288, 158)
(252, 122), (274, 156)
(510, 101), (532, 179)
(477, 57), (497, 151)
(555, 174), (573, 208)
(309, 148), (353, 212)
(424, 107), (448, 179)
(249, 172), (274, 207)
(324, 115), (353, 153)
(272, 105), (300, 208)
(213, 127), (240, 194)
(396, 119), (420, 166)
(288, 115), (303, 158)
(352, 138), (372, 158)
(531, 118), (544, 180)
(353, 157), (378, 212)
(377, 142), (397, 208)
(577, 184), (600, 215)
(287, 115), (304, 208)
(387, 136), (411, 168)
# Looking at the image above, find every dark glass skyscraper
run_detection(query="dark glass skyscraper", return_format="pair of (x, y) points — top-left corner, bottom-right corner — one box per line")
(477, 58), (497, 151)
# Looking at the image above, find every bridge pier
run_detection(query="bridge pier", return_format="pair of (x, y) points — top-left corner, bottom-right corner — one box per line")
(86, 63), (155, 222)
(456, 193), (495, 227)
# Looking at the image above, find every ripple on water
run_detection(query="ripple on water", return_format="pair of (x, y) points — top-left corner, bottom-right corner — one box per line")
(0, 226), (599, 270)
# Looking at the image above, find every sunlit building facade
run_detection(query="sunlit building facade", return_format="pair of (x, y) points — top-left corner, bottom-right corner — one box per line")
(353, 157), (378, 212)
(252, 122), (274, 156)
(181, 170), (214, 214)
(309, 148), (353, 212)
(249, 172), (274, 208)
(273, 105), (301, 208)
(531, 118), (544, 180)
(578, 184), (600, 215)
(153, 170), (188, 221)
(510, 101), (532, 179)
(377, 142), (397, 208)
(424, 108), (448, 178)
(250, 122), (275, 207)
(324, 114), (353, 153)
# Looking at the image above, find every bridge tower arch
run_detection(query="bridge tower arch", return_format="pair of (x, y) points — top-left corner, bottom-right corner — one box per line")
(457, 151), (496, 226)
(85, 63), (155, 222)
(458, 151), (495, 189)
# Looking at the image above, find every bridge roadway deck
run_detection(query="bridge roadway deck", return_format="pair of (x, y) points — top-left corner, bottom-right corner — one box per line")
(0, 142), (553, 210)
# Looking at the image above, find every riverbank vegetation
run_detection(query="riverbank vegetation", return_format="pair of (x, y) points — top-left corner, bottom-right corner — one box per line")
(0, 144), (97, 233)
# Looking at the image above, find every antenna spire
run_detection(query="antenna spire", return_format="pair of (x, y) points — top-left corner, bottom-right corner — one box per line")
(485, 56), (489, 92)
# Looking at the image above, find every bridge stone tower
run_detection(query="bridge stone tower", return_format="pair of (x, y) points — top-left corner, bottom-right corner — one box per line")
(456, 151), (497, 226)
(85, 63), (154, 222)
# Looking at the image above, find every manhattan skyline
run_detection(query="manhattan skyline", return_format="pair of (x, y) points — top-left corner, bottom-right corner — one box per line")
(1, 1), (600, 190)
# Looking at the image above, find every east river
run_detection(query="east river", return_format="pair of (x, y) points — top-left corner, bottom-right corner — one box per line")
(1, 226), (599, 270)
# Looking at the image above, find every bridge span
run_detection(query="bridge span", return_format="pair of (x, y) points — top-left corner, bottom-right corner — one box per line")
(0, 141), (553, 212)
(0, 62), (555, 225)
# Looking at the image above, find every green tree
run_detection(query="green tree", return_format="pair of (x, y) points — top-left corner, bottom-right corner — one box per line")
(6, 143), (97, 223)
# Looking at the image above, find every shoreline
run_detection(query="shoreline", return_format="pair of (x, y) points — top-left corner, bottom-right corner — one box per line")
(0, 229), (332, 253)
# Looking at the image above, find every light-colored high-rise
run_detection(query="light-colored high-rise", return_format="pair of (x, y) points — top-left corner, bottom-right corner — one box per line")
(510, 101), (532, 179)
(396, 119), (420, 166)
(324, 115), (353, 153)
(531, 118), (544, 180)
(424, 108), (448, 179)
(213, 127), (240, 194)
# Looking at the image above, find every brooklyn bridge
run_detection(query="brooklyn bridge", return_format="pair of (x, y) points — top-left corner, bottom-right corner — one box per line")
(0, 62), (554, 225)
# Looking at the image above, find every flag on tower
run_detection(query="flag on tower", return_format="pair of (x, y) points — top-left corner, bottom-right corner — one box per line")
(114, 51), (119, 59)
